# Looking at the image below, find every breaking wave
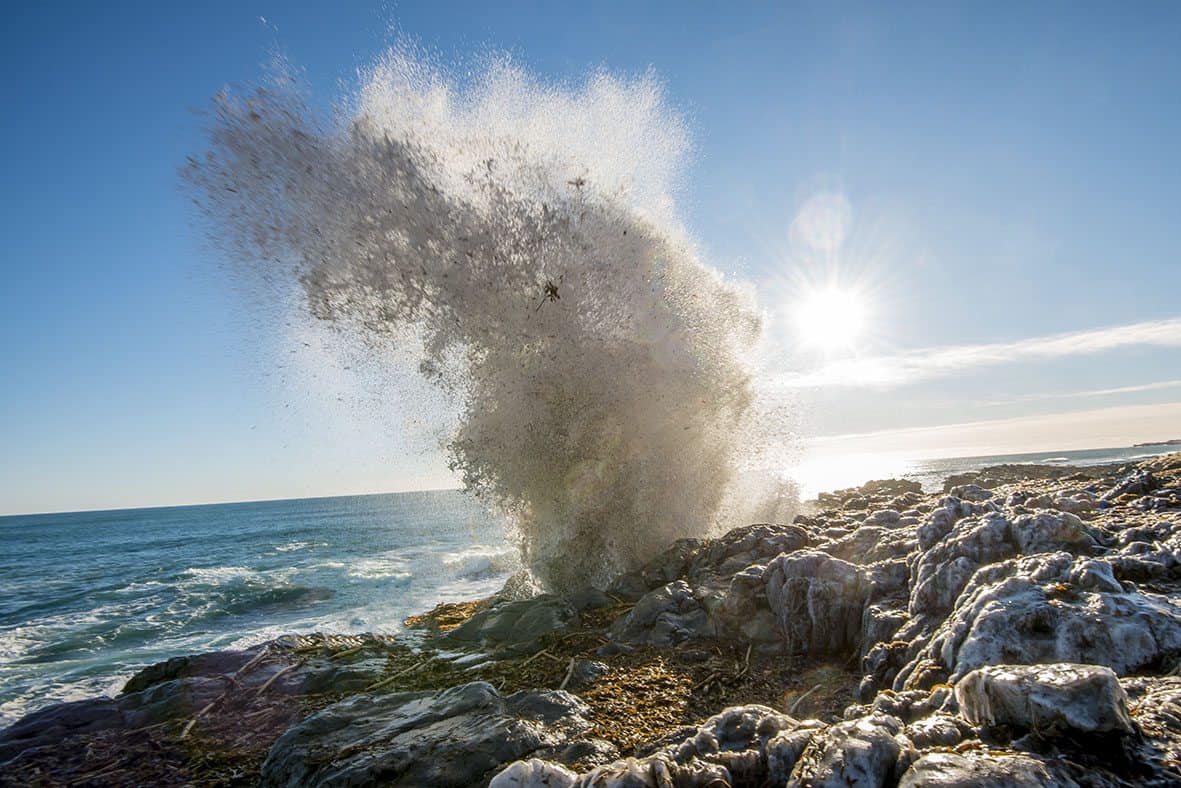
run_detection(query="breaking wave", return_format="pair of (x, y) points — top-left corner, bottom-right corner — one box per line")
(186, 46), (785, 589)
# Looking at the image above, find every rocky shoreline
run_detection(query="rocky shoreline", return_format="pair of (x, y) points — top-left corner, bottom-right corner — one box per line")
(3, 454), (1181, 786)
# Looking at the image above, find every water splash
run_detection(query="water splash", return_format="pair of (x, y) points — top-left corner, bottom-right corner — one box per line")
(186, 48), (780, 589)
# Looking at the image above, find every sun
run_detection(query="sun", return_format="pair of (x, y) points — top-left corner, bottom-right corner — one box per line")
(794, 285), (868, 352)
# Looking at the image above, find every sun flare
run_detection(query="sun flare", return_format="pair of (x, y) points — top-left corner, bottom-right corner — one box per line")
(794, 286), (869, 351)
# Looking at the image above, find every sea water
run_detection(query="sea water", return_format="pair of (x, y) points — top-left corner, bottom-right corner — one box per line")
(0, 490), (513, 727)
(1, 442), (1175, 728)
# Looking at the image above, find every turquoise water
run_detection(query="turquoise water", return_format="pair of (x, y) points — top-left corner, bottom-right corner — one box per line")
(0, 491), (514, 727)
(1, 442), (1177, 728)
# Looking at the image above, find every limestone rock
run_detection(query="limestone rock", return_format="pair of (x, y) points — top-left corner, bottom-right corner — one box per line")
(572, 754), (729, 787)
(259, 682), (591, 787)
(947, 484), (994, 502)
(909, 512), (1016, 617)
(787, 713), (905, 788)
(1008, 511), (1097, 555)
(900, 712), (972, 750)
(609, 581), (714, 646)
(956, 663), (1134, 736)
(898, 553), (1181, 689)
(438, 595), (579, 655)
(1103, 471), (1159, 501)
(765, 721), (827, 784)
(669, 704), (797, 783)
(490, 759), (577, 788)
(898, 752), (1075, 787)
(765, 551), (869, 655)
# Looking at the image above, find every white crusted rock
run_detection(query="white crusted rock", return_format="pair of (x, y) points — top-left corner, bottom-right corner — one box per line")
(898, 752), (1076, 787)
(956, 664), (1134, 736)
(491, 759), (578, 788)
(897, 553), (1181, 690)
(787, 713), (905, 788)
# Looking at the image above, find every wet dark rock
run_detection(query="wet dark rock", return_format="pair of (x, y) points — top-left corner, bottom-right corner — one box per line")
(564, 659), (609, 691)
(121, 649), (255, 694)
(1103, 470), (1159, 501)
(608, 580), (714, 646)
(0, 698), (129, 763)
(260, 682), (591, 788)
(438, 595), (579, 656)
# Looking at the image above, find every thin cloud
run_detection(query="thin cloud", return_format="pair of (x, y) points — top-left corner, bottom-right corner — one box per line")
(979, 378), (1181, 406)
(806, 401), (1181, 460)
(777, 317), (1181, 388)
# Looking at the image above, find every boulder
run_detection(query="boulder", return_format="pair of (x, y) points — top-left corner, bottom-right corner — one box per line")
(572, 754), (730, 787)
(438, 595), (579, 655)
(715, 564), (782, 645)
(609, 581), (714, 646)
(691, 523), (810, 580)
(787, 713), (905, 788)
(765, 721), (827, 784)
(947, 484), (994, 502)
(956, 664), (1134, 736)
(0, 698), (129, 763)
(764, 551), (869, 655)
(898, 553), (1181, 690)
(1103, 471), (1159, 501)
(909, 512), (1015, 617)
(668, 704), (797, 783)
(1008, 511), (1096, 555)
(901, 713), (971, 750)
(490, 759), (577, 788)
(259, 682), (591, 787)
(898, 752), (1074, 787)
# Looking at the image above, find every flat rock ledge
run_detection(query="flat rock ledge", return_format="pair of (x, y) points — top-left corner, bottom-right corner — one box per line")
(2, 453), (1181, 786)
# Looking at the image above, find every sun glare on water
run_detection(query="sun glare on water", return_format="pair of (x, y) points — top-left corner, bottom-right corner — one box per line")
(794, 286), (868, 351)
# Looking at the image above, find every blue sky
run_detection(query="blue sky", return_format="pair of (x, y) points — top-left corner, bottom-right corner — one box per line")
(2, 1), (1180, 514)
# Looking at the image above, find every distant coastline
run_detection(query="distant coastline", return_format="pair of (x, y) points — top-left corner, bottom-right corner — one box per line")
(1134, 439), (1181, 447)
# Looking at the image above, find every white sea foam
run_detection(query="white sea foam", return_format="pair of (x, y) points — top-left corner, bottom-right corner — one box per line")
(180, 566), (254, 583)
(275, 540), (316, 552)
(187, 45), (791, 589)
(346, 555), (413, 580)
(442, 544), (520, 579)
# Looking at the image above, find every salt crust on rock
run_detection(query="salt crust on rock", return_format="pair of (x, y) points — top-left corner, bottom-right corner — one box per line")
(896, 552), (1181, 689)
(955, 663), (1135, 735)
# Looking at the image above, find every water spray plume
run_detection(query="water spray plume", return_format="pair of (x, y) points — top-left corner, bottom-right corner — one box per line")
(186, 48), (785, 590)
